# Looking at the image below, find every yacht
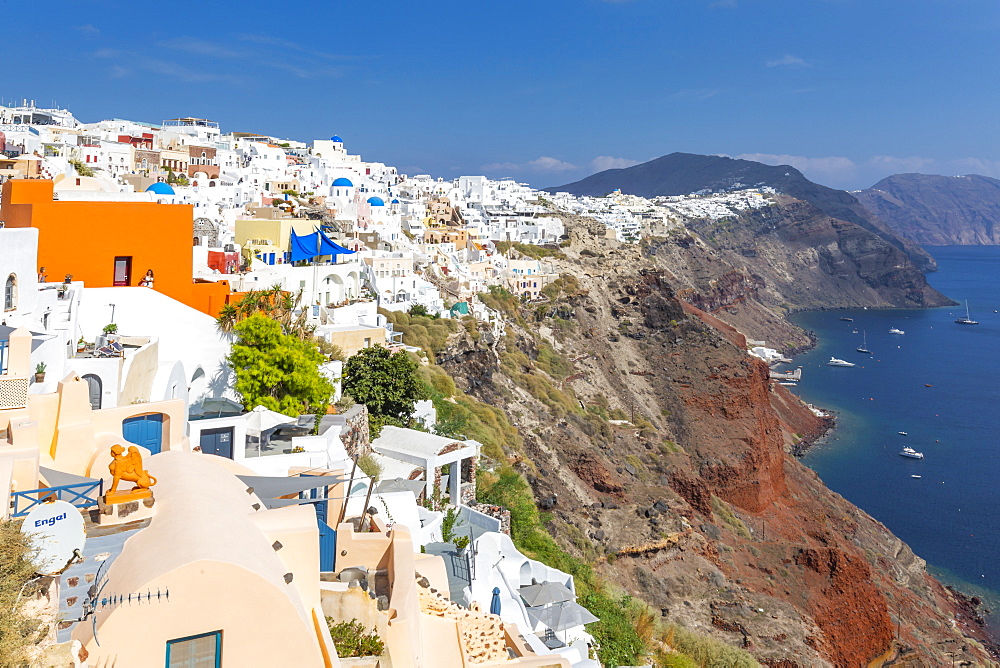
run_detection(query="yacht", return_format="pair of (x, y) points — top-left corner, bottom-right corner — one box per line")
(956, 300), (979, 325)
(840, 316), (854, 322)
(899, 447), (924, 459)
(889, 328), (905, 335)
(827, 357), (855, 367)
(856, 331), (872, 354)
(897, 431), (908, 436)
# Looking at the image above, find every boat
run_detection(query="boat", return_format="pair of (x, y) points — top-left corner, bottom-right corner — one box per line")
(827, 357), (855, 367)
(898, 431), (908, 436)
(955, 300), (979, 325)
(840, 316), (854, 322)
(852, 328), (859, 334)
(856, 331), (872, 354)
(899, 447), (924, 459)
(889, 328), (905, 335)
(911, 475), (922, 478)
(925, 384), (933, 388)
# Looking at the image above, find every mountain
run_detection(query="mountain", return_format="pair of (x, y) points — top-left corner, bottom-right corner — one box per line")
(547, 152), (937, 272)
(856, 173), (1000, 245)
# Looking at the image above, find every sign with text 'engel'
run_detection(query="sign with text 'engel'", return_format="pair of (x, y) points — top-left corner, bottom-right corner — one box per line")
(21, 500), (86, 575)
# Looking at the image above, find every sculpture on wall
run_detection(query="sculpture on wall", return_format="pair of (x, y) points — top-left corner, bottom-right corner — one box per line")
(108, 444), (157, 494)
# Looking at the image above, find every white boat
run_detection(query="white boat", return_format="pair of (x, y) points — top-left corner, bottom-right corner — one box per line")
(898, 431), (908, 436)
(889, 328), (905, 335)
(899, 447), (924, 459)
(911, 475), (922, 478)
(857, 331), (872, 354)
(827, 357), (855, 367)
(956, 300), (979, 325)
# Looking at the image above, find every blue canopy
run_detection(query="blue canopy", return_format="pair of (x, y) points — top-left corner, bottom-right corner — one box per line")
(289, 230), (357, 262)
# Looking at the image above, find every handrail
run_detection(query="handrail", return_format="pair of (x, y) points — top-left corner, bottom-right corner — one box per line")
(11, 480), (104, 517)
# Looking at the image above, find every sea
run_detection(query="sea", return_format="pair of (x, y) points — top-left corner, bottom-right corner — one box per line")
(786, 245), (1000, 631)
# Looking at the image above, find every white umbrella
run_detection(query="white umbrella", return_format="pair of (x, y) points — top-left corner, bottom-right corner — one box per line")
(526, 600), (599, 632)
(245, 405), (297, 435)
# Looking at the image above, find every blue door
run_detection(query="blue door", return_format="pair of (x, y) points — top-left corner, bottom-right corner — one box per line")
(122, 414), (164, 455)
(199, 427), (233, 459)
(318, 517), (336, 572)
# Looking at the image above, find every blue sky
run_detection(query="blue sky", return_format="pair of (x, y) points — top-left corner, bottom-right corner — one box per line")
(4, 0), (1000, 190)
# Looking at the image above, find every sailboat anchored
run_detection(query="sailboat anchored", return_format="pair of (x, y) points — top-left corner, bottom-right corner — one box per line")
(857, 330), (872, 354)
(955, 300), (979, 325)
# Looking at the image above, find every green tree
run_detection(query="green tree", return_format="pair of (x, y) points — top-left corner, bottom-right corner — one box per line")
(227, 314), (335, 415)
(343, 345), (427, 426)
(0, 520), (41, 665)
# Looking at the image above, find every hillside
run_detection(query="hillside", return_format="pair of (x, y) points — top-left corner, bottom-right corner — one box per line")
(425, 219), (994, 666)
(547, 152), (937, 272)
(856, 173), (1000, 245)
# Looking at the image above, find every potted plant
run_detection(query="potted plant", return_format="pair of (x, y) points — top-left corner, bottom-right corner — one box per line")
(34, 362), (46, 383)
(77, 337), (86, 353)
(102, 323), (118, 336)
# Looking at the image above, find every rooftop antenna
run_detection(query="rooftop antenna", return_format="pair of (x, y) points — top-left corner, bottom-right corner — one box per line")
(78, 558), (170, 646)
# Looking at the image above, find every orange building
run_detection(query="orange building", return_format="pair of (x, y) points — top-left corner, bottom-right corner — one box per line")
(0, 179), (230, 316)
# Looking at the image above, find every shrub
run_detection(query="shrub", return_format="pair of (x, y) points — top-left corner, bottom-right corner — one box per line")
(326, 619), (384, 657)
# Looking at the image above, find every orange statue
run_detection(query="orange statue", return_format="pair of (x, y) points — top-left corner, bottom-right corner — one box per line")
(108, 444), (157, 495)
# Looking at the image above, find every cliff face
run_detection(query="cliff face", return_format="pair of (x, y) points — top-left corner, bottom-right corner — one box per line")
(547, 152), (938, 272)
(857, 173), (1000, 245)
(439, 218), (993, 666)
(645, 195), (954, 320)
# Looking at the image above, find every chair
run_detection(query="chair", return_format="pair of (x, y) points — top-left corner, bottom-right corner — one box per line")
(95, 345), (116, 358)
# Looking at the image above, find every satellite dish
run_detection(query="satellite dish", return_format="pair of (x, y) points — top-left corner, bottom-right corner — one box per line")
(21, 500), (86, 575)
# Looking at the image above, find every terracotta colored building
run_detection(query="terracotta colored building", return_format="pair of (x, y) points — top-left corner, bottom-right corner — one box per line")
(0, 179), (230, 316)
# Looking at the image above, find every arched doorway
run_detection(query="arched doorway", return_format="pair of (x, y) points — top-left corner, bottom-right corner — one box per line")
(82, 374), (102, 410)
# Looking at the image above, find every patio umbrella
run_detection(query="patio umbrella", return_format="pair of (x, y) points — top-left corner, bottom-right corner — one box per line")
(374, 477), (425, 497)
(526, 600), (599, 632)
(518, 581), (575, 607)
(490, 587), (502, 615)
(245, 405), (296, 435)
(198, 397), (245, 417)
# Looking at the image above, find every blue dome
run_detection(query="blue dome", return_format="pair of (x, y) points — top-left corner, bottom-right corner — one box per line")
(367, 196), (385, 207)
(145, 182), (175, 195)
(330, 135), (343, 143)
(332, 177), (353, 187)
(391, 198), (400, 204)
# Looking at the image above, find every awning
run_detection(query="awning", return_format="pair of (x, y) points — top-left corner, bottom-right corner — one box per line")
(236, 474), (348, 500)
(289, 230), (357, 262)
(39, 467), (102, 489)
(518, 582), (574, 607)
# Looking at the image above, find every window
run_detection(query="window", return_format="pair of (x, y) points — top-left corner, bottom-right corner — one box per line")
(4, 274), (15, 311)
(166, 631), (221, 668)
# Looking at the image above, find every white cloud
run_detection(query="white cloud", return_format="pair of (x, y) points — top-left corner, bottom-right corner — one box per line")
(74, 24), (100, 35)
(591, 156), (640, 171)
(868, 155), (935, 173)
(733, 153), (858, 188)
(765, 54), (810, 68)
(483, 156), (577, 173)
(159, 37), (246, 59)
(949, 158), (1000, 179)
(674, 88), (721, 101)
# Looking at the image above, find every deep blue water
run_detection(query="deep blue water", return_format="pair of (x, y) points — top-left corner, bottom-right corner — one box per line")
(788, 246), (1000, 625)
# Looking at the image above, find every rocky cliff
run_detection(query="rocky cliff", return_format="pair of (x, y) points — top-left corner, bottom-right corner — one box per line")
(856, 173), (1000, 245)
(547, 152), (938, 272)
(435, 218), (994, 666)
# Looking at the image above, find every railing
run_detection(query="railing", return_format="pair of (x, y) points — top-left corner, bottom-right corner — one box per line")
(11, 480), (104, 517)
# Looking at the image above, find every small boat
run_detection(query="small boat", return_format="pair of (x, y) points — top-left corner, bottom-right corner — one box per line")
(827, 357), (855, 367)
(840, 316), (854, 322)
(898, 431), (908, 436)
(857, 331), (872, 354)
(911, 475), (922, 479)
(956, 300), (979, 325)
(889, 328), (905, 335)
(925, 384), (933, 388)
(899, 447), (924, 459)
(852, 329), (859, 334)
